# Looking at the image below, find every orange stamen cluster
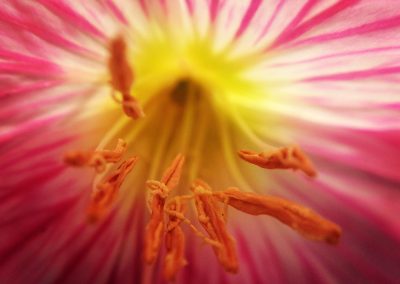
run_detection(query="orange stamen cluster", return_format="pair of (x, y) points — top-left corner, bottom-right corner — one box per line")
(144, 154), (185, 265)
(63, 139), (127, 173)
(238, 145), (317, 177)
(108, 35), (144, 119)
(163, 197), (188, 281)
(64, 139), (138, 222)
(88, 156), (138, 222)
(191, 180), (239, 273)
(67, 39), (341, 280)
(142, 148), (341, 281)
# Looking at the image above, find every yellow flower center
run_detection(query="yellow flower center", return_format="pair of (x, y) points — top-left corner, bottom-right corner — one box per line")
(64, 34), (341, 281)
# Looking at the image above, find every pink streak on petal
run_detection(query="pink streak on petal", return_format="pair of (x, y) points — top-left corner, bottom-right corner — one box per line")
(0, 196), (80, 262)
(313, 128), (400, 182)
(209, 0), (222, 24)
(291, 244), (331, 283)
(0, 87), (96, 124)
(0, 5), (98, 58)
(385, 102), (400, 110)
(261, 234), (285, 283)
(0, 176), (77, 227)
(3, 156), (62, 177)
(0, 166), (65, 202)
(0, 136), (75, 171)
(159, 0), (168, 15)
(235, 230), (263, 283)
(304, 66), (400, 81)
(296, 14), (400, 47)
(0, 113), (65, 144)
(103, 0), (129, 25)
(290, 174), (400, 242)
(338, 244), (394, 283)
(255, 0), (285, 44)
(276, 176), (400, 282)
(0, 49), (60, 69)
(271, 45), (400, 67)
(106, 200), (145, 283)
(0, 200), (82, 283)
(271, 0), (318, 47)
(0, 80), (60, 97)
(37, 0), (106, 40)
(185, 0), (194, 15)
(234, 0), (262, 39)
(0, 62), (62, 77)
(139, 0), (149, 18)
(50, 212), (117, 283)
(269, 0), (361, 50)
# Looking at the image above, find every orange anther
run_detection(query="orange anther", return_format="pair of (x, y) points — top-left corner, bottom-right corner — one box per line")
(108, 35), (144, 119)
(161, 154), (185, 190)
(144, 154), (186, 264)
(238, 145), (316, 177)
(96, 138), (127, 163)
(164, 196), (221, 249)
(64, 151), (94, 167)
(87, 156), (138, 222)
(109, 35), (133, 96)
(163, 198), (187, 281)
(143, 188), (165, 264)
(64, 139), (127, 173)
(191, 180), (238, 273)
(214, 188), (341, 245)
(122, 96), (145, 119)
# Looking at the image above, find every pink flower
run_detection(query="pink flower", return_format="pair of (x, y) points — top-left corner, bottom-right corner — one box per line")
(1, 0), (399, 283)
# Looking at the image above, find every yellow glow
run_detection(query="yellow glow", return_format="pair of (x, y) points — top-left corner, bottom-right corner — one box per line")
(99, 21), (284, 201)
(129, 23), (268, 114)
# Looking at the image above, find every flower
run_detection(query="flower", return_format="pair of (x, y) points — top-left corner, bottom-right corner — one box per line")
(1, 0), (400, 283)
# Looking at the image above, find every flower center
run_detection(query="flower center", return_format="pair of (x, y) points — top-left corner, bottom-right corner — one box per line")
(64, 35), (342, 281)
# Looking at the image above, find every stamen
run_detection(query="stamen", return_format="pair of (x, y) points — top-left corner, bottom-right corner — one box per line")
(238, 145), (317, 177)
(191, 180), (238, 273)
(87, 156), (138, 222)
(144, 154), (185, 264)
(164, 196), (221, 248)
(97, 138), (127, 163)
(163, 197), (187, 281)
(214, 188), (341, 245)
(161, 153), (185, 189)
(122, 96), (145, 119)
(108, 35), (144, 119)
(64, 138), (127, 173)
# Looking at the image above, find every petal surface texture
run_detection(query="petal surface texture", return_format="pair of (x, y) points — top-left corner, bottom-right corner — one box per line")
(0, 1), (399, 284)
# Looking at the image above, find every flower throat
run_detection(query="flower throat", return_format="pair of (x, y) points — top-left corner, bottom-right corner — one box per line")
(64, 36), (342, 282)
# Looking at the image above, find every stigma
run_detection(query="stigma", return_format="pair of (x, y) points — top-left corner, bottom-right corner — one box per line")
(108, 35), (144, 119)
